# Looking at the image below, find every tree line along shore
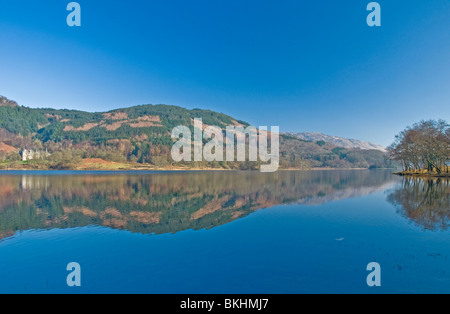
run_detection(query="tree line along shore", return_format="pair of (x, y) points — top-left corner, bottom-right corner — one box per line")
(388, 120), (449, 178)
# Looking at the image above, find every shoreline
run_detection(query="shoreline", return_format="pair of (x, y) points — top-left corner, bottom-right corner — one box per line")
(1, 158), (399, 172)
(0, 166), (397, 172)
(394, 171), (450, 178)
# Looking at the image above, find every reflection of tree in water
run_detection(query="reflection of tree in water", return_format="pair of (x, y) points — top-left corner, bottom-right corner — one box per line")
(387, 177), (450, 230)
(0, 170), (396, 238)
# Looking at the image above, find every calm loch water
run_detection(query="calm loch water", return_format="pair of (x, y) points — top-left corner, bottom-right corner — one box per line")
(0, 170), (448, 293)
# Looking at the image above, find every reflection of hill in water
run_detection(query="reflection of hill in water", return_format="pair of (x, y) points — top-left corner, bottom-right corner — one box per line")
(388, 177), (450, 231)
(297, 181), (396, 206)
(0, 170), (396, 238)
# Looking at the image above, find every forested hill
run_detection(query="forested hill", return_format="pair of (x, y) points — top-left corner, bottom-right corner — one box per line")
(0, 96), (395, 170)
(0, 96), (247, 141)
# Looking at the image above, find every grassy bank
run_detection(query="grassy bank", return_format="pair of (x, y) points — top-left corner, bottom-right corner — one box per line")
(0, 158), (390, 172)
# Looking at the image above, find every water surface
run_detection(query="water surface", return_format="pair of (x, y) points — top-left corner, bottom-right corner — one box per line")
(0, 170), (448, 293)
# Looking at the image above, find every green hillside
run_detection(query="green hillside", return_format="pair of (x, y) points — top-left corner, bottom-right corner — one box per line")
(0, 96), (395, 170)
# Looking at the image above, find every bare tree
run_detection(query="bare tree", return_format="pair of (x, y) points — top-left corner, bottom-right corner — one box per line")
(388, 120), (449, 174)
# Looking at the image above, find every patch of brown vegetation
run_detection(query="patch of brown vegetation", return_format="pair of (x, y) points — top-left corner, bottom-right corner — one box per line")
(190, 195), (232, 220)
(103, 219), (128, 228)
(130, 211), (162, 224)
(105, 207), (123, 217)
(103, 112), (128, 120)
(137, 115), (161, 122)
(230, 119), (246, 127)
(77, 158), (122, 170)
(0, 231), (16, 240)
(63, 125), (77, 132)
(100, 207), (123, 218)
(231, 211), (245, 219)
(64, 122), (99, 132)
(60, 119), (70, 123)
(81, 158), (120, 165)
(103, 121), (126, 131)
(63, 206), (98, 217)
(0, 97), (18, 107)
(0, 184), (16, 197)
(129, 122), (163, 128)
(0, 142), (17, 153)
(233, 197), (248, 209)
(45, 113), (62, 120)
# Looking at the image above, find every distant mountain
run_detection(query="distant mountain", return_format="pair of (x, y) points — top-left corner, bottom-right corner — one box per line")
(284, 132), (387, 152)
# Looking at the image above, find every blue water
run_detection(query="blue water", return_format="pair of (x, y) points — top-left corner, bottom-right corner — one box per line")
(0, 171), (448, 293)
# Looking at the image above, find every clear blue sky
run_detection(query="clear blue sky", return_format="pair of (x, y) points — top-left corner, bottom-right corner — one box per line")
(0, 0), (449, 146)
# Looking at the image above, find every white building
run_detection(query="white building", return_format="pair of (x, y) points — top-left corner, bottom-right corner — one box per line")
(21, 149), (50, 161)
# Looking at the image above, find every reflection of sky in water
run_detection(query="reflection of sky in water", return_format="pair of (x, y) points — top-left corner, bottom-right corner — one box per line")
(0, 171), (448, 293)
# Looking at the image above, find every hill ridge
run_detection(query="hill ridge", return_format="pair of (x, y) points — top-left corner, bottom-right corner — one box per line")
(284, 132), (386, 152)
(0, 96), (395, 170)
